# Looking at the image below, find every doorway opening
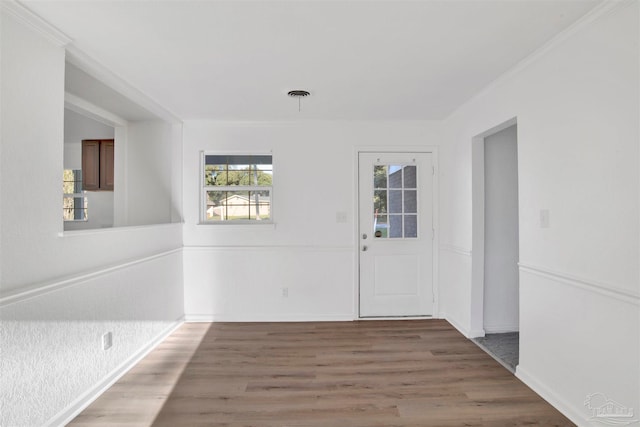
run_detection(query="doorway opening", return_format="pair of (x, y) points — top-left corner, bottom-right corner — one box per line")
(470, 119), (520, 372)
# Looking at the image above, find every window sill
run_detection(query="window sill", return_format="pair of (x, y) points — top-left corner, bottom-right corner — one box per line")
(196, 221), (276, 230)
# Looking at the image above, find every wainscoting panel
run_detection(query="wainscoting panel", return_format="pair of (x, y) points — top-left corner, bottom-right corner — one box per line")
(183, 246), (355, 322)
(516, 266), (639, 426)
(0, 250), (184, 427)
(438, 245), (473, 336)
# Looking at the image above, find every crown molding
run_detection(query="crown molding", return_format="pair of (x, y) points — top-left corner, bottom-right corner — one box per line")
(1, 1), (180, 124)
(448, 0), (635, 119)
(66, 47), (183, 125)
(1, 0), (71, 46)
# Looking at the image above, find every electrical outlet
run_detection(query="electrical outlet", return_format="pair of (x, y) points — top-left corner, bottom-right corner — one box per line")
(282, 287), (289, 298)
(102, 332), (113, 351)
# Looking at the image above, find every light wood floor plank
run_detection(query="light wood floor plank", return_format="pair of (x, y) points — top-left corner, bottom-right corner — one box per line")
(68, 320), (574, 426)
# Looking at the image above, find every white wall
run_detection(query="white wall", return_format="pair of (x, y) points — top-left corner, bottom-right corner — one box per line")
(64, 108), (116, 231)
(440, 2), (639, 424)
(125, 121), (178, 227)
(64, 108), (115, 149)
(0, 250), (183, 427)
(1, 4), (64, 291)
(182, 121), (441, 320)
(483, 125), (519, 333)
(0, 9), (184, 426)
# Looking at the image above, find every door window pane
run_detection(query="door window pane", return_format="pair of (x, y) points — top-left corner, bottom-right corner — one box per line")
(389, 190), (402, 214)
(374, 165), (387, 188)
(403, 165), (416, 188)
(374, 190), (387, 214)
(389, 215), (403, 238)
(404, 190), (417, 213)
(388, 165), (402, 188)
(371, 163), (419, 239)
(404, 215), (417, 238)
(374, 214), (388, 238)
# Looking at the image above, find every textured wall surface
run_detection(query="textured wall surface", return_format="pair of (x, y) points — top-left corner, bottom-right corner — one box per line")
(0, 250), (184, 427)
(0, 7), (187, 426)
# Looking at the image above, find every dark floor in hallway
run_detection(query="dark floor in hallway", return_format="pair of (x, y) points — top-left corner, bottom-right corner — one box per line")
(473, 332), (519, 373)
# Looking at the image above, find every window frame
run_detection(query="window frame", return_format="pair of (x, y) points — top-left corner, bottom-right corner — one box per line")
(63, 169), (88, 222)
(200, 152), (274, 225)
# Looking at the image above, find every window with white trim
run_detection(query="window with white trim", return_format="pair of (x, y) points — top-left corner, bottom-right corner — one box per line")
(202, 154), (273, 223)
(63, 169), (88, 221)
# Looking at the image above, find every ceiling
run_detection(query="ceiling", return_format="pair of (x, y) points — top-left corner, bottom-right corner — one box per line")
(23, 0), (601, 121)
(65, 62), (160, 121)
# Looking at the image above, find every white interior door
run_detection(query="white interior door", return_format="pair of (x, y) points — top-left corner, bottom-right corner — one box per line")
(359, 152), (434, 317)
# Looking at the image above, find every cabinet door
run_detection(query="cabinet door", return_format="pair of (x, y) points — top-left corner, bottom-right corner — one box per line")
(82, 140), (100, 191)
(100, 140), (114, 191)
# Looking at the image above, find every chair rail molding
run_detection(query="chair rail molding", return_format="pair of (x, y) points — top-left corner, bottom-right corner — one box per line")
(440, 244), (472, 257)
(519, 262), (639, 306)
(0, 248), (183, 307)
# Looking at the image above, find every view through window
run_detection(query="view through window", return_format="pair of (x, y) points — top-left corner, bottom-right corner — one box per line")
(63, 169), (88, 221)
(203, 154), (273, 222)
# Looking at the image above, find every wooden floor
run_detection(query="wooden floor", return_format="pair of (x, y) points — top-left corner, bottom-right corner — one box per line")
(69, 320), (574, 426)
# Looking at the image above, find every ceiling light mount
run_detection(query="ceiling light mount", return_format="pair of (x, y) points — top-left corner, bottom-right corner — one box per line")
(287, 90), (311, 112)
(287, 90), (310, 97)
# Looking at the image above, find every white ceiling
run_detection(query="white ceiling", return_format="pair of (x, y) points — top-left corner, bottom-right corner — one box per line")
(23, 0), (601, 121)
(65, 62), (160, 121)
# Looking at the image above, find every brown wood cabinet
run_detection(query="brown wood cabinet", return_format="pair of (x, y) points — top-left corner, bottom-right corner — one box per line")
(82, 139), (114, 191)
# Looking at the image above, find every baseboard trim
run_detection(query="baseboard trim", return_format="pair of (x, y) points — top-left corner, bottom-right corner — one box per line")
(46, 317), (185, 427)
(515, 365), (586, 426)
(358, 316), (433, 321)
(468, 328), (486, 338)
(483, 325), (519, 334)
(443, 314), (482, 338)
(185, 314), (355, 323)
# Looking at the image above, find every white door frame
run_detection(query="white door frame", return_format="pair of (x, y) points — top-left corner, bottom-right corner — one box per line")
(470, 117), (518, 337)
(354, 146), (439, 319)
